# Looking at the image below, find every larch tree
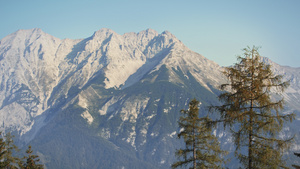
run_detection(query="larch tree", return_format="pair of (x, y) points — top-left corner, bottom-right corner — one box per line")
(211, 46), (295, 169)
(172, 99), (226, 169)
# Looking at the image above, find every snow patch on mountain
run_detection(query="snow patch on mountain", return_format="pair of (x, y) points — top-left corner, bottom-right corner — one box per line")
(81, 111), (93, 125)
(169, 131), (177, 138)
(98, 96), (122, 116)
(0, 103), (32, 135)
(126, 126), (136, 148)
(77, 94), (88, 109)
(119, 97), (150, 122)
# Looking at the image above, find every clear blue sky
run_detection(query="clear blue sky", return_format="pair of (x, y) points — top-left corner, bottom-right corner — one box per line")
(1, 0), (299, 67)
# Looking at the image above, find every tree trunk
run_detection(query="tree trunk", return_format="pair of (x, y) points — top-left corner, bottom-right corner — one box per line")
(193, 128), (196, 169)
(249, 114), (253, 169)
(249, 50), (254, 169)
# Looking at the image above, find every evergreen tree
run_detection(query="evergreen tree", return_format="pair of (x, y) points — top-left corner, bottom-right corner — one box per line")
(19, 145), (43, 169)
(211, 46), (295, 169)
(0, 132), (6, 167)
(0, 132), (19, 169)
(172, 99), (226, 169)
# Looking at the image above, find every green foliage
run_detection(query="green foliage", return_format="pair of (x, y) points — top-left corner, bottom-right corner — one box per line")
(0, 132), (19, 169)
(19, 145), (43, 169)
(0, 132), (43, 169)
(212, 46), (295, 169)
(172, 99), (226, 169)
(0, 133), (5, 164)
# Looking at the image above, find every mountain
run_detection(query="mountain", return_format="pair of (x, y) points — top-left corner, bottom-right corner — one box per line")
(261, 57), (300, 112)
(0, 28), (299, 168)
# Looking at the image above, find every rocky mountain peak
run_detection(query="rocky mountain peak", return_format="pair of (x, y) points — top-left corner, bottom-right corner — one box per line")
(92, 28), (117, 39)
(0, 28), (60, 49)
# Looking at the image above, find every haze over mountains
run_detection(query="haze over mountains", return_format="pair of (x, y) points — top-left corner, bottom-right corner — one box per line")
(0, 28), (299, 168)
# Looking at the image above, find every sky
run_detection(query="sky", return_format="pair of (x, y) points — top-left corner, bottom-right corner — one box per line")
(0, 0), (299, 67)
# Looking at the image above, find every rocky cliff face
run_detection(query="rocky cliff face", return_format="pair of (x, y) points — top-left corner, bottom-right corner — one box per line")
(0, 28), (225, 135)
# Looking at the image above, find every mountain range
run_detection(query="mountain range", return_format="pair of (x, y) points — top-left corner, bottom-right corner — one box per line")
(0, 28), (299, 168)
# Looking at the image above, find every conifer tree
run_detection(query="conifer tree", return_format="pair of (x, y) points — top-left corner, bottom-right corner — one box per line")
(0, 132), (19, 169)
(19, 145), (44, 169)
(0, 132), (6, 167)
(172, 99), (226, 169)
(212, 46), (295, 169)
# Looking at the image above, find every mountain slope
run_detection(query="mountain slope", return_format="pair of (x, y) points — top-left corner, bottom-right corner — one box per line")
(262, 57), (300, 112)
(0, 28), (62, 135)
